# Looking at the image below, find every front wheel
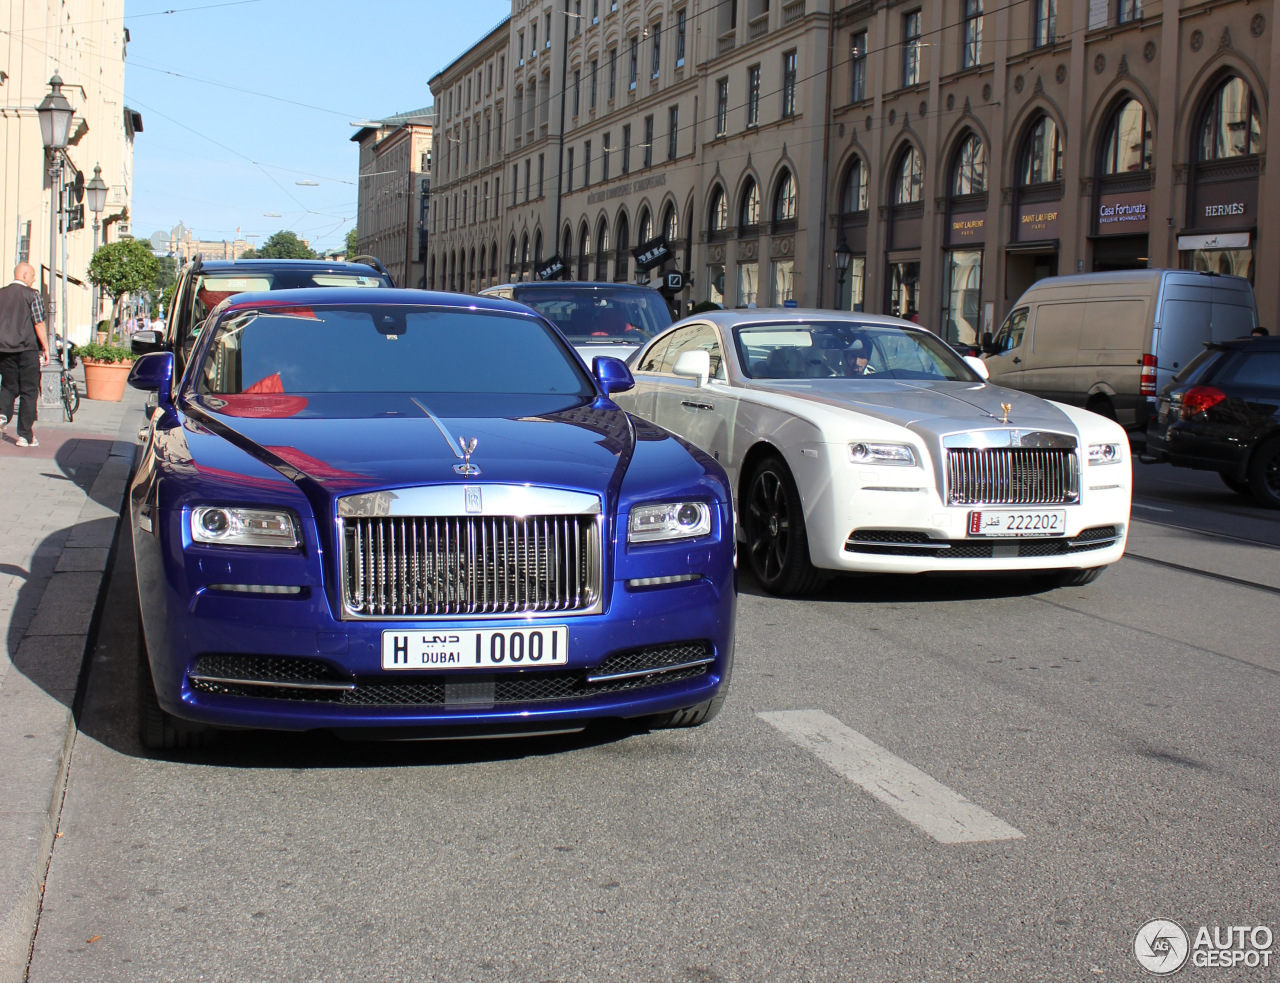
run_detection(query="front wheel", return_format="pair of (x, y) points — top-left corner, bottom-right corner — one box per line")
(1247, 437), (1280, 509)
(61, 372), (78, 422)
(743, 456), (825, 596)
(1219, 470), (1251, 495)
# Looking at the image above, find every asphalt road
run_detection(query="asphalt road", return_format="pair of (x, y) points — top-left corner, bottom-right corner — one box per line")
(24, 483), (1279, 983)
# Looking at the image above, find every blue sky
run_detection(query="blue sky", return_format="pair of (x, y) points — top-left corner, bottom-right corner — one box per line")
(125, 0), (510, 252)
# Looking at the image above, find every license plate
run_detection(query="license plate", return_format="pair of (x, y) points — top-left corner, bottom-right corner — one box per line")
(381, 627), (569, 670)
(968, 510), (1066, 537)
(1158, 398), (1170, 422)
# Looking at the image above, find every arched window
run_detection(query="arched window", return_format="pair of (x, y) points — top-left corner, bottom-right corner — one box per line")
(490, 241), (498, 278)
(637, 206), (652, 244)
(562, 225), (573, 278)
(520, 231), (530, 279)
(773, 169), (797, 224)
(841, 158), (868, 212)
(739, 177), (760, 229)
(615, 212), (631, 280)
(662, 203), (678, 243)
(1198, 76), (1262, 160)
(708, 187), (728, 233)
(951, 134), (987, 195)
(428, 254), (436, 290)
(1101, 99), (1152, 174)
(477, 245), (485, 288)
(893, 146), (923, 204)
(508, 236), (517, 278)
(577, 222), (591, 280)
(534, 228), (544, 264)
(1020, 115), (1063, 185)
(450, 251), (458, 291)
(595, 217), (610, 279)
(468, 248), (476, 290)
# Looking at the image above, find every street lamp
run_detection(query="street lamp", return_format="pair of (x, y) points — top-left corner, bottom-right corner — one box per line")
(37, 74), (75, 369)
(85, 165), (109, 331)
(833, 234), (853, 310)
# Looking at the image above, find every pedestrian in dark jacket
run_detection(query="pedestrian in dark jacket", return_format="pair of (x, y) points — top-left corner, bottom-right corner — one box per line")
(0, 262), (51, 448)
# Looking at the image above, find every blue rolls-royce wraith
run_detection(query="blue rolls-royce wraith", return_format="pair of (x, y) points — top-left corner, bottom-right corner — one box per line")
(127, 289), (735, 748)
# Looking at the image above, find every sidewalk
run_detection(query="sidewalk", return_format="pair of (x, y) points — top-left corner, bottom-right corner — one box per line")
(0, 369), (146, 983)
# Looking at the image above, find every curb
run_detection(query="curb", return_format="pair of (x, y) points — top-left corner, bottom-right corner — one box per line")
(0, 421), (138, 983)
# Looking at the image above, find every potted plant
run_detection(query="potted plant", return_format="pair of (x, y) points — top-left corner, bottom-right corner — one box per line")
(75, 342), (135, 401)
(95, 318), (110, 345)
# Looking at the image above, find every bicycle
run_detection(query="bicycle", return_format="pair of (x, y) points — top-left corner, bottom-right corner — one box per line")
(54, 339), (80, 422)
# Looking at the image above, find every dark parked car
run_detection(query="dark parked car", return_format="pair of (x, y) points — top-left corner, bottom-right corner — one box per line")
(1144, 336), (1280, 507)
(126, 288), (735, 748)
(132, 257), (395, 377)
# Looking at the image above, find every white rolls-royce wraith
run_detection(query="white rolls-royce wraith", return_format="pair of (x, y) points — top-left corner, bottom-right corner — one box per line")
(615, 310), (1132, 595)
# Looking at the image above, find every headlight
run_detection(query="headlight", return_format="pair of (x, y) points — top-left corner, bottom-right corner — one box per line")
(1087, 442), (1123, 466)
(190, 507), (299, 547)
(848, 441), (917, 466)
(628, 502), (712, 543)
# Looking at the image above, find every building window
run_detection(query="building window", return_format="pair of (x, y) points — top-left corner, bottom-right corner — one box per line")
(584, 140), (592, 185)
(888, 261), (921, 320)
(1033, 0), (1056, 47)
(894, 146), (923, 203)
(747, 65), (761, 126)
(839, 256), (866, 311)
(590, 59), (598, 109)
(482, 180), (489, 220)
(676, 10), (687, 67)
(962, 0), (982, 69)
(538, 154), (545, 197)
(615, 214), (630, 280)
(518, 30), (525, 65)
(1117, 0), (1141, 25)
(842, 158), (868, 212)
(771, 260), (794, 306)
(611, 0), (617, 11)
(602, 132), (611, 180)
(739, 177), (760, 229)
(512, 165), (518, 205)
(902, 10), (922, 87)
(1198, 76), (1261, 160)
(1101, 99), (1152, 174)
(773, 169), (796, 225)
(567, 148), (575, 192)
(629, 37), (638, 90)
(1020, 115), (1063, 184)
(736, 262), (759, 307)
(573, 69), (581, 116)
(596, 219), (610, 279)
(524, 158), (531, 201)
(708, 186), (728, 233)
(609, 48), (617, 99)
(716, 78), (729, 136)
(667, 105), (679, 160)
(545, 11), (551, 46)
(781, 51), (797, 117)
(578, 224), (592, 279)
(651, 22), (662, 77)
(643, 115), (654, 167)
(573, 0), (581, 35)
(637, 207), (652, 244)
(487, 63), (493, 94)
(622, 124), (631, 173)
(851, 31), (867, 102)
(662, 203), (679, 245)
(708, 263), (725, 305)
(592, 0), (599, 24)
(498, 55), (505, 85)
(943, 250), (983, 345)
(951, 134), (986, 194)
(531, 20), (537, 55)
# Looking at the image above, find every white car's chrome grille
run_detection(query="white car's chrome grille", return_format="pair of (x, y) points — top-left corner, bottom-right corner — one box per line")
(945, 448), (1080, 505)
(340, 515), (602, 619)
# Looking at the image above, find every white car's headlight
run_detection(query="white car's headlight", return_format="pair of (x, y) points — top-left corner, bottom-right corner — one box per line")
(628, 502), (712, 543)
(1087, 442), (1124, 466)
(849, 441), (917, 466)
(191, 507), (299, 547)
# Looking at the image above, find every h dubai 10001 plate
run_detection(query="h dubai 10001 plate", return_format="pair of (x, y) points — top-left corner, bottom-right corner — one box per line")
(382, 627), (570, 670)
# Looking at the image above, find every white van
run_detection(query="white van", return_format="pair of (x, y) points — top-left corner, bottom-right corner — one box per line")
(982, 270), (1257, 430)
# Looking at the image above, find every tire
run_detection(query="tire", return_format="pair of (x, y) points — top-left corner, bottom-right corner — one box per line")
(61, 373), (78, 422)
(1247, 436), (1280, 509)
(137, 612), (213, 750)
(1219, 471), (1251, 496)
(648, 650), (734, 729)
(743, 455), (825, 596)
(1054, 566), (1106, 587)
(1087, 395), (1117, 421)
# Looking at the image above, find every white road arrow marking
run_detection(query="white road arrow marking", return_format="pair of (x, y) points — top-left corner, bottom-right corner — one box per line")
(759, 709), (1025, 844)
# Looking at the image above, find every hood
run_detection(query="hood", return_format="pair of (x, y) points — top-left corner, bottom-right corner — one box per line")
(185, 392), (633, 499)
(748, 378), (1078, 439)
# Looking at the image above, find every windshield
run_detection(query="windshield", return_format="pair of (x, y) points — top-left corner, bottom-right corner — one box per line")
(734, 322), (979, 382)
(190, 271), (389, 334)
(514, 287), (672, 343)
(196, 305), (595, 397)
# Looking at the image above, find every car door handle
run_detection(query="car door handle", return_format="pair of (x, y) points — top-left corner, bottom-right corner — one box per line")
(681, 400), (715, 412)
(1012, 357), (1022, 364)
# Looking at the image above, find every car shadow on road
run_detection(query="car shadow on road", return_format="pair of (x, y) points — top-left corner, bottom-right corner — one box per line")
(736, 565), (1068, 603)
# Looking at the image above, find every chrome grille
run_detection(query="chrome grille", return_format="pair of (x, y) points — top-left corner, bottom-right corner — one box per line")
(341, 515), (602, 619)
(945, 448), (1079, 505)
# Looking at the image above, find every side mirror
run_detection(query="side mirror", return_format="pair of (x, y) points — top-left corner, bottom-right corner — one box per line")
(128, 351), (175, 406)
(130, 330), (164, 356)
(963, 355), (990, 380)
(592, 355), (634, 395)
(979, 331), (995, 355)
(672, 349), (711, 387)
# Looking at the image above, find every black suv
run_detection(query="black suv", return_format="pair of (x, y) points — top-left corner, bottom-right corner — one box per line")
(133, 257), (394, 377)
(1145, 336), (1280, 507)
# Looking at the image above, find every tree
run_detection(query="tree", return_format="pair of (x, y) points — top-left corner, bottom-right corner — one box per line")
(254, 229), (314, 259)
(88, 239), (161, 341)
(344, 227), (358, 258)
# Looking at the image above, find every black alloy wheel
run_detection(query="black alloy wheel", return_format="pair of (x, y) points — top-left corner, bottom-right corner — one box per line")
(1247, 436), (1280, 509)
(744, 456), (825, 596)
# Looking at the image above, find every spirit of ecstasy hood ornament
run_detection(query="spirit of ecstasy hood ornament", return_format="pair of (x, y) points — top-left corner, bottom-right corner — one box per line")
(1000, 402), (1013, 424)
(455, 437), (480, 476)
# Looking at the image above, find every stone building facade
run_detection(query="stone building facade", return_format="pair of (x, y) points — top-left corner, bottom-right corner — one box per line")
(352, 108), (434, 288)
(428, 0), (1280, 337)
